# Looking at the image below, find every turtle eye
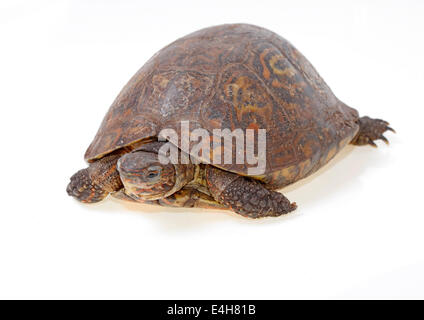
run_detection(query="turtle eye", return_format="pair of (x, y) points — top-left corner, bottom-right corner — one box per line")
(147, 172), (158, 179)
(146, 166), (162, 181)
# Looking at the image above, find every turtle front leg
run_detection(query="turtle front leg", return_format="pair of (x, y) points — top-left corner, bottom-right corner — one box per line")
(205, 166), (297, 218)
(351, 116), (395, 147)
(67, 154), (123, 203)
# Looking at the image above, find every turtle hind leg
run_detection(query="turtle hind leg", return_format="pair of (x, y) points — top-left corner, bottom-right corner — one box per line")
(351, 116), (395, 147)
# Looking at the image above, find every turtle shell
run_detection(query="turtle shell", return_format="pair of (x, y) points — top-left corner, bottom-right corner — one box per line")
(85, 24), (359, 189)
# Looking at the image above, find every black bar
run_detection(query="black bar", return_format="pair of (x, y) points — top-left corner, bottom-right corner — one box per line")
(0, 300), (420, 318)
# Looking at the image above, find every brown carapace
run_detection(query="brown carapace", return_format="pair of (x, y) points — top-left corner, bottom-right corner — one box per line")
(67, 24), (394, 218)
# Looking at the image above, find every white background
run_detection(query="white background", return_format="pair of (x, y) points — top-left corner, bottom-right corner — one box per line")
(0, 0), (423, 299)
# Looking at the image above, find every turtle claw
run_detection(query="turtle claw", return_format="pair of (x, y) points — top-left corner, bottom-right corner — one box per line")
(377, 118), (390, 126)
(387, 126), (396, 133)
(379, 135), (389, 145)
(368, 139), (378, 148)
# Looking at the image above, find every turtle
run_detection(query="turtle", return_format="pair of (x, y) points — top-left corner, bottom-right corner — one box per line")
(67, 24), (394, 218)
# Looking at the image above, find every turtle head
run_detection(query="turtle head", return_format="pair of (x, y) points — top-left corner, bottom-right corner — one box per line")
(117, 150), (194, 201)
(117, 151), (176, 200)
